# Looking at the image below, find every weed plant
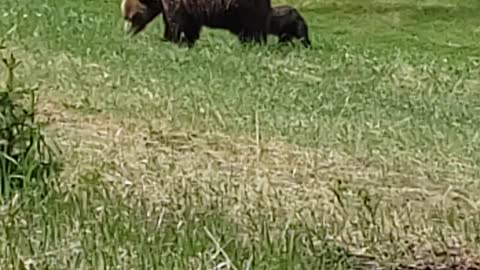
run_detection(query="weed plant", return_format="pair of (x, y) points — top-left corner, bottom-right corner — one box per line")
(0, 42), (60, 200)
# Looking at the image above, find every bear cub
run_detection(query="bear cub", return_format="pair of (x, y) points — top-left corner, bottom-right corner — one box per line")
(269, 5), (311, 48)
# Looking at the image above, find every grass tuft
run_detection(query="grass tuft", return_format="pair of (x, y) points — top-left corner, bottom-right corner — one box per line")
(0, 42), (61, 201)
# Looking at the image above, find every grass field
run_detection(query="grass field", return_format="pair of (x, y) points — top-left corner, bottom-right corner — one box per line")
(1, 0), (480, 268)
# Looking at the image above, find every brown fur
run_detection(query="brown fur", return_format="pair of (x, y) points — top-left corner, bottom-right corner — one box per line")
(120, 0), (272, 46)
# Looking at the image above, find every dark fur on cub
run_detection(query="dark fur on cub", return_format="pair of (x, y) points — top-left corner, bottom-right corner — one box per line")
(121, 0), (272, 47)
(269, 5), (311, 47)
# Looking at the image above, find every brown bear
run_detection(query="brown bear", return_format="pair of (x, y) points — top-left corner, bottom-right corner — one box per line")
(120, 0), (272, 47)
(269, 5), (311, 48)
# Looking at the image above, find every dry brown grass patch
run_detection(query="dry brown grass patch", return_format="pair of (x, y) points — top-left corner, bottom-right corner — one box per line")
(32, 98), (480, 264)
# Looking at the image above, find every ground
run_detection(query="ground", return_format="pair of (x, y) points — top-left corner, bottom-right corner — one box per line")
(1, 0), (480, 269)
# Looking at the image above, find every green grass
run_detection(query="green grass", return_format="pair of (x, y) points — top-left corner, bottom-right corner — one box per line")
(1, 173), (351, 269)
(0, 49), (61, 200)
(1, 0), (480, 268)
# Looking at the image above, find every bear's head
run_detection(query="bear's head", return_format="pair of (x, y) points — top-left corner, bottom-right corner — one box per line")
(121, 0), (162, 35)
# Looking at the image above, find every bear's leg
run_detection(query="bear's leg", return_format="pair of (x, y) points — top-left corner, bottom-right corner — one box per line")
(162, 20), (173, 41)
(244, 30), (267, 44)
(169, 22), (184, 43)
(161, 13), (176, 41)
(163, 10), (201, 47)
(246, 17), (269, 44)
(162, 21), (187, 43)
(236, 30), (252, 43)
(159, 8), (184, 44)
(253, 31), (267, 44)
(258, 6), (271, 44)
(183, 23), (201, 48)
(237, 30), (264, 44)
(259, 15), (270, 44)
(235, 16), (269, 44)
(261, 31), (268, 43)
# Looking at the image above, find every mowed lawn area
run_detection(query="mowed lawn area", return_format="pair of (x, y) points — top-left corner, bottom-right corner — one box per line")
(1, 0), (480, 268)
